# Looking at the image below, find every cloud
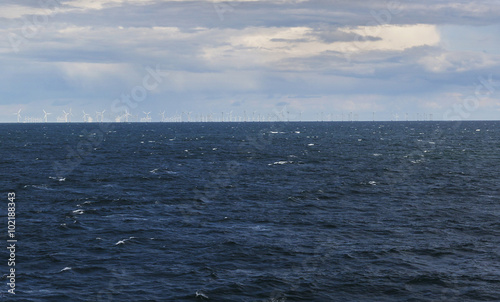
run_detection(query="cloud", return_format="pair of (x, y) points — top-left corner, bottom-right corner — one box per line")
(200, 24), (440, 72)
(419, 51), (500, 73)
(0, 0), (499, 121)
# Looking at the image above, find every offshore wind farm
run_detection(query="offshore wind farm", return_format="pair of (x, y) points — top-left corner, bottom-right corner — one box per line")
(9, 108), (437, 123)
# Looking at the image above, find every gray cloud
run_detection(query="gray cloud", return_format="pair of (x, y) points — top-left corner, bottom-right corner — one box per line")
(0, 0), (499, 121)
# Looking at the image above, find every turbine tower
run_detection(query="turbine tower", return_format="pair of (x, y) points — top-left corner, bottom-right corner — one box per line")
(62, 110), (70, 122)
(124, 109), (132, 122)
(43, 110), (51, 123)
(142, 111), (151, 122)
(14, 109), (22, 123)
(82, 110), (90, 122)
(96, 110), (106, 122)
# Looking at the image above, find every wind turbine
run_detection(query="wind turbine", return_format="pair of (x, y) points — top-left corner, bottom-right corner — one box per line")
(62, 110), (70, 122)
(43, 110), (51, 122)
(96, 110), (106, 122)
(82, 110), (90, 122)
(68, 108), (73, 122)
(159, 111), (166, 122)
(124, 109), (132, 122)
(14, 109), (22, 123)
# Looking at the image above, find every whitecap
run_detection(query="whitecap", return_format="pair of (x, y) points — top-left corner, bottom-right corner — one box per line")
(24, 184), (53, 190)
(60, 267), (72, 272)
(115, 237), (136, 246)
(368, 181), (377, 186)
(195, 291), (208, 299)
(476, 129), (481, 132)
(199, 197), (213, 203)
(307, 143), (315, 146)
(251, 225), (269, 231)
(72, 209), (84, 215)
(269, 161), (293, 166)
(373, 153), (382, 157)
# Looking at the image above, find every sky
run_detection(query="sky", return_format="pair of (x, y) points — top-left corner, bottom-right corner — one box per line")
(1, 0), (500, 122)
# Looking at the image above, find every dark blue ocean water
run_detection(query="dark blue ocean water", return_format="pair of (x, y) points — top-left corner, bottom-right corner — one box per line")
(1, 121), (500, 301)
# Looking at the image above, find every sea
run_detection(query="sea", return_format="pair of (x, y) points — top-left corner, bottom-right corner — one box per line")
(1, 121), (500, 301)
